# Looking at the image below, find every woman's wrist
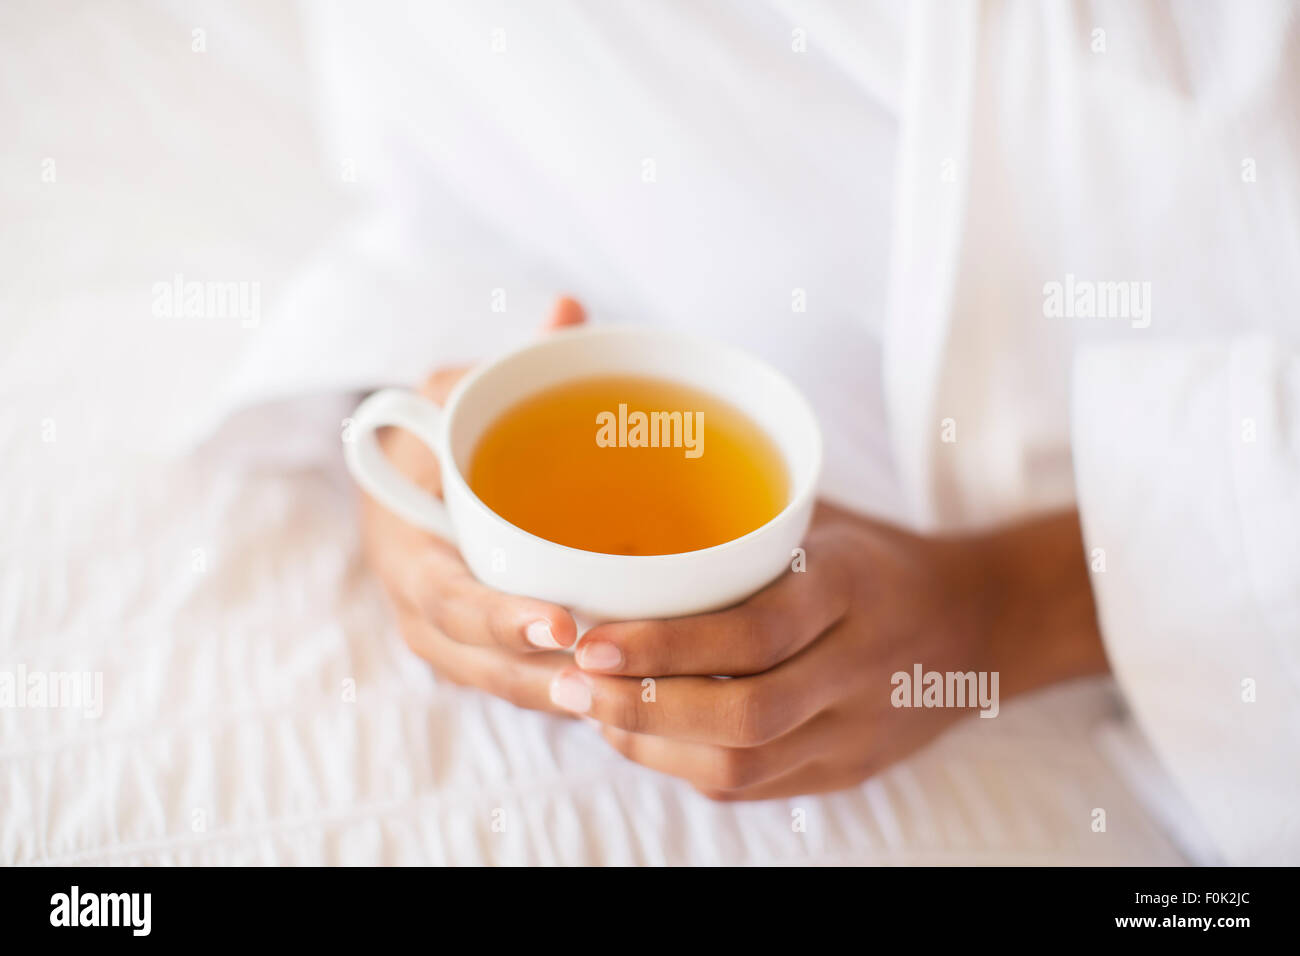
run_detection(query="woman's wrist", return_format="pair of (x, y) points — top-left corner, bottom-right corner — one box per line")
(972, 510), (1111, 701)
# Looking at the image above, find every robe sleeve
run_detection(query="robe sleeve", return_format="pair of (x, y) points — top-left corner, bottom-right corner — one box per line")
(1071, 334), (1300, 864)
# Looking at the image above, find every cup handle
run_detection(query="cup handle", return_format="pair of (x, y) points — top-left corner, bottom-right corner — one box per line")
(343, 388), (457, 541)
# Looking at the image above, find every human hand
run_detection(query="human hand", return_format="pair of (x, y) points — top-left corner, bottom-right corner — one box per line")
(552, 504), (1108, 799)
(358, 297), (588, 713)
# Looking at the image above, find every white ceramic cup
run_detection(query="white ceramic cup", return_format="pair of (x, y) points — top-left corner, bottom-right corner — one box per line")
(344, 324), (822, 622)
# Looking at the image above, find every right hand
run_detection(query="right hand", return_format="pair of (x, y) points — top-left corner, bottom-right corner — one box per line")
(358, 298), (586, 713)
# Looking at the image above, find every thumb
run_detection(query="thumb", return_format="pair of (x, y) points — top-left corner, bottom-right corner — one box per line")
(543, 296), (586, 331)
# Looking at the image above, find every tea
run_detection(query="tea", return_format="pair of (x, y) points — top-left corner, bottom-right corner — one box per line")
(467, 375), (788, 555)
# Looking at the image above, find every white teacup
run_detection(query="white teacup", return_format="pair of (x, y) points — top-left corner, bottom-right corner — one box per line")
(344, 324), (821, 621)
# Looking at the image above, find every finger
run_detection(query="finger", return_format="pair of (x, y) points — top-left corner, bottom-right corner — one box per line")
(400, 613), (579, 714)
(598, 714), (832, 792)
(551, 672), (753, 742)
(574, 559), (851, 678)
(544, 296), (586, 330)
(379, 299), (587, 651)
(396, 548), (578, 652)
(420, 364), (473, 405)
(549, 632), (851, 745)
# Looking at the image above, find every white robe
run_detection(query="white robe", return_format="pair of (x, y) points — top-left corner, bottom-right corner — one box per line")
(887, 2), (1300, 864)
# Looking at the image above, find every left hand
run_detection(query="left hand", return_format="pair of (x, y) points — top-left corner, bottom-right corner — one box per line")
(550, 502), (1108, 800)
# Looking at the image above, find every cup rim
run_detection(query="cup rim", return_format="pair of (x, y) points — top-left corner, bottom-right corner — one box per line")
(438, 323), (823, 563)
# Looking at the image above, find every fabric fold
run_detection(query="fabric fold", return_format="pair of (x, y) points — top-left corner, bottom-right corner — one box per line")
(1072, 336), (1300, 865)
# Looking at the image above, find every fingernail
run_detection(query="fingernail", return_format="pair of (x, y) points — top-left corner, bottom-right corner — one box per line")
(576, 640), (622, 672)
(525, 620), (560, 649)
(549, 673), (592, 713)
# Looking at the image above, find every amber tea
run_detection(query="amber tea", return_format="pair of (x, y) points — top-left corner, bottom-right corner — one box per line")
(467, 375), (788, 555)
